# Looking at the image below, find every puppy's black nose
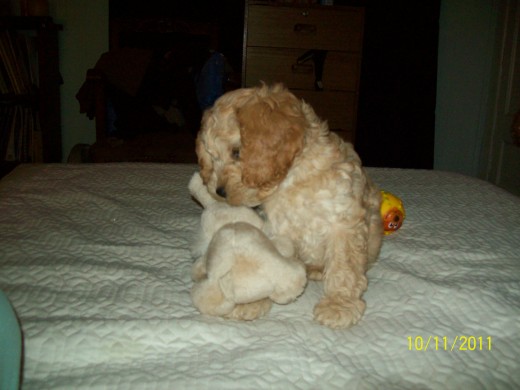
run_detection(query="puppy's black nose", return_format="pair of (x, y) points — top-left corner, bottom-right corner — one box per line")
(216, 186), (227, 198)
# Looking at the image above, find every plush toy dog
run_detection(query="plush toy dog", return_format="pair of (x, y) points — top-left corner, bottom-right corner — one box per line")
(189, 172), (307, 318)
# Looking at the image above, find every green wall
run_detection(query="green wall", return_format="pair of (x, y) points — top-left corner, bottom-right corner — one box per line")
(51, 0), (108, 161)
(435, 0), (498, 176)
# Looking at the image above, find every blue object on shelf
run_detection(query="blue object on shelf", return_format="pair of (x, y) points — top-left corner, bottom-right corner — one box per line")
(195, 51), (226, 111)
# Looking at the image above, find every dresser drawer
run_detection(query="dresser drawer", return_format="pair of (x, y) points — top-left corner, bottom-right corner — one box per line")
(246, 4), (364, 51)
(245, 47), (360, 91)
(295, 90), (356, 134)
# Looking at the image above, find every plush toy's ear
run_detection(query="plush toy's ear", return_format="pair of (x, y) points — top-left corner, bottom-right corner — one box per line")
(188, 172), (216, 208)
(237, 89), (306, 189)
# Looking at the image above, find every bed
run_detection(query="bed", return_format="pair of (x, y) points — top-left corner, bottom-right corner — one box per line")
(1, 163), (519, 389)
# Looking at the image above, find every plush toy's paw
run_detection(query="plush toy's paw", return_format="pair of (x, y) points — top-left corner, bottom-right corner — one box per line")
(188, 172), (217, 208)
(270, 262), (307, 305)
(270, 235), (295, 258)
(224, 298), (272, 321)
(313, 296), (366, 329)
(191, 256), (207, 282)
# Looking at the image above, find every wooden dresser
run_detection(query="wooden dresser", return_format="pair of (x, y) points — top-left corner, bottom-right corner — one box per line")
(242, 1), (364, 143)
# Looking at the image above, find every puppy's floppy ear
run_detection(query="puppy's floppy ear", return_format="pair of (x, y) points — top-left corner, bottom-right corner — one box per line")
(238, 90), (306, 189)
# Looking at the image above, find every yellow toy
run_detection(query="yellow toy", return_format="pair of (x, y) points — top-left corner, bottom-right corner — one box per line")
(381, 190), (405, 235)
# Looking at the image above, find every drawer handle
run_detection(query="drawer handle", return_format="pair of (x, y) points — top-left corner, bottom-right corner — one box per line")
(294, 23), (317, 35)
(291, 63), (314, 74)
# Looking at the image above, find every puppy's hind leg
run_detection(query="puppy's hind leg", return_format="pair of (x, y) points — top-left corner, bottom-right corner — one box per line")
(313, 225), (369, 329)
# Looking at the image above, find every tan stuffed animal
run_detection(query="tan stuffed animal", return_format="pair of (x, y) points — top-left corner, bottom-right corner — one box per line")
(188, 172), (307, 318)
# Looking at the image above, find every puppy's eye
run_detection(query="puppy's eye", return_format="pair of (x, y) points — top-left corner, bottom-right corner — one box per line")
(231, 147), (240, 160)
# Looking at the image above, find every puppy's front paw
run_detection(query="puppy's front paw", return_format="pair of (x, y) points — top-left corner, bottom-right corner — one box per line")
(313, 296), (366, 329)
(225, 298), (272, 321)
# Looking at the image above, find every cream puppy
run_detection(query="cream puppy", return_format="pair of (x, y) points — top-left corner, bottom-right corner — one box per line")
(196, 84), (382, 328)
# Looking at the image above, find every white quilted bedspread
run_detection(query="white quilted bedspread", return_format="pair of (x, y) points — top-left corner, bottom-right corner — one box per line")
(0, 163), (519, 389)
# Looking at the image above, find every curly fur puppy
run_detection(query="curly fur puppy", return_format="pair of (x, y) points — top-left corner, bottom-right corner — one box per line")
(196, 84), (382, 328)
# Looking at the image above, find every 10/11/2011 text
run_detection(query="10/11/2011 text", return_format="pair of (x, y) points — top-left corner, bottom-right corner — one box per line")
(407, 336), (492, 351)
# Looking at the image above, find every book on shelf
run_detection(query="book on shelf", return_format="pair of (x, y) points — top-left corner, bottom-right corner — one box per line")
(0, 106), (13, 159)
(0, 30), (36, 95)
(0, 61), (9, 94)
(0, 28), (42, 163)
(1, 105), (42, 162)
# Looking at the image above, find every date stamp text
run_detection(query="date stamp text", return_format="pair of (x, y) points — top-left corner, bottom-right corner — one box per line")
(407, 336), (492, 351)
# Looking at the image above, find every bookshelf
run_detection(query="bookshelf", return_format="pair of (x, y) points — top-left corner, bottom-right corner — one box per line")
(0, 16), (62, 172)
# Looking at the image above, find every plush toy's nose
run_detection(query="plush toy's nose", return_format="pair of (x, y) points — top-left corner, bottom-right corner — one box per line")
(216, 186), (227, 198)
